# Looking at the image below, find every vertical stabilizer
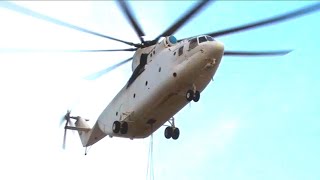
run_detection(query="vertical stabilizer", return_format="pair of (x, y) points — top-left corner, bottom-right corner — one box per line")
(73, 118), (107, 147)
(74, 117), (91, 147)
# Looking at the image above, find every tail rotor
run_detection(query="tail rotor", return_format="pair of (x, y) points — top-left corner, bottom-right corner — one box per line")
(60, 110), (91, 149)
(61, 110), (75, 149)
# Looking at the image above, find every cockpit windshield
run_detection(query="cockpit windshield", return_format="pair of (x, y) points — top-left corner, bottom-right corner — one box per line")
(189, 38), (198, 50)
(199, 36), (215, 43)
(188, 36), (215, 50)
(199, 36), (207, 43)
(207, 36), (214, 41)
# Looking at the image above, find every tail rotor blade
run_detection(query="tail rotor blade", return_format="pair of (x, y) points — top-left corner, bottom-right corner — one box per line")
(62, 127), (67, 149)
(59, 116), (65, 127)
(61, 110), (71, 149)
(60, 110), (70, 127)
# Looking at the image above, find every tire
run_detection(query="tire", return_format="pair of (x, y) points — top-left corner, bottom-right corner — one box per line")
(172, 128), (180, 140)
(120, 121), (128, 134)
(164, 127), (173, 139)
(186, 90), (194, 102)
(112, 121), (121, 133)
(193, 91), (200, 102)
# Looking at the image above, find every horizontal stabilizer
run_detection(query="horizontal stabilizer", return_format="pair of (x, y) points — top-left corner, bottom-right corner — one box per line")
(65, 126), (90, 132)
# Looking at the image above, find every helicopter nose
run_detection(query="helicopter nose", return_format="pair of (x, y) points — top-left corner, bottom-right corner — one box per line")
(205, 40), (224, 59)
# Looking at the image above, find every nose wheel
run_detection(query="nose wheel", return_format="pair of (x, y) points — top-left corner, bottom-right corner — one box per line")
(186, 89), (200, 102)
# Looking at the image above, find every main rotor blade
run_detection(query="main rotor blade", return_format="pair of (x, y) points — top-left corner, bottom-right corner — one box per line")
(153, 0), (212, 42)
(224, 50), (292, 56)
(117, 1), (145, 43)
(61, 48), (137, 52)
(0, 48), (137, 53)
(85, 57), (133, 80)
(209, 3), (320, 37)
(0, 2), (135, 46)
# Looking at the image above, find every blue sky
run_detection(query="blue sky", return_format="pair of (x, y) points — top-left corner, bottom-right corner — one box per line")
(0, 1), (319, 180)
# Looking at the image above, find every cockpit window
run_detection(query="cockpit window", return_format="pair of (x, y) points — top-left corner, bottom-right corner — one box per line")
(199, 36), (207, 43)
(206, 36), (214, 41)
(189, 38), (198, 50)
(178, 46), (184, 56)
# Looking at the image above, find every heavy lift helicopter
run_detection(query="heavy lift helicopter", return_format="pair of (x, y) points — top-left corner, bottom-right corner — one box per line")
(2, 1), (320, 149)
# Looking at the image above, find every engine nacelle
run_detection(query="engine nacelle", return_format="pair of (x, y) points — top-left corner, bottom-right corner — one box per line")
(131, 36), (178, 71)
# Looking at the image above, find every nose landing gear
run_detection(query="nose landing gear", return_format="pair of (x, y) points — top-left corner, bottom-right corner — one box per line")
(186, 89), (200, 102)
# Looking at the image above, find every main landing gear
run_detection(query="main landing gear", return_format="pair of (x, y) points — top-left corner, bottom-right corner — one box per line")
(165, 126), (180, 140)
(164, 117), (180, 140)
(112, 121), (128, 134)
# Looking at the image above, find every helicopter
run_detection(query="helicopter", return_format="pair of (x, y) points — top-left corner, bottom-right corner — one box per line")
(2, 1), (320, 149)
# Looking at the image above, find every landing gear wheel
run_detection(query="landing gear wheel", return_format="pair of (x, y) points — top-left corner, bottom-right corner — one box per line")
(164, 126), (173, 139)
(112, 121), (121, 133)
(120, 121), (128, 134)
(186, 90), (194, 102)
(172, 128), (180, 140)
(193, 91), (200, 102)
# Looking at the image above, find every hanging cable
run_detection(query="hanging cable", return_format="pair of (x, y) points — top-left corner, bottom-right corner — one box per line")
(146, 126), (154, 180)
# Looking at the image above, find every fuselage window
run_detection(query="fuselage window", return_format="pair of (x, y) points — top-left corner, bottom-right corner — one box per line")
(189, 38), (198, 50)
(178, 46), (184, 56)
(199, 36), (207, 43)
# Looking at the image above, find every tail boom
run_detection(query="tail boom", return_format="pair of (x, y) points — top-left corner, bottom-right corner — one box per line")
(74, 118), (106, 147)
